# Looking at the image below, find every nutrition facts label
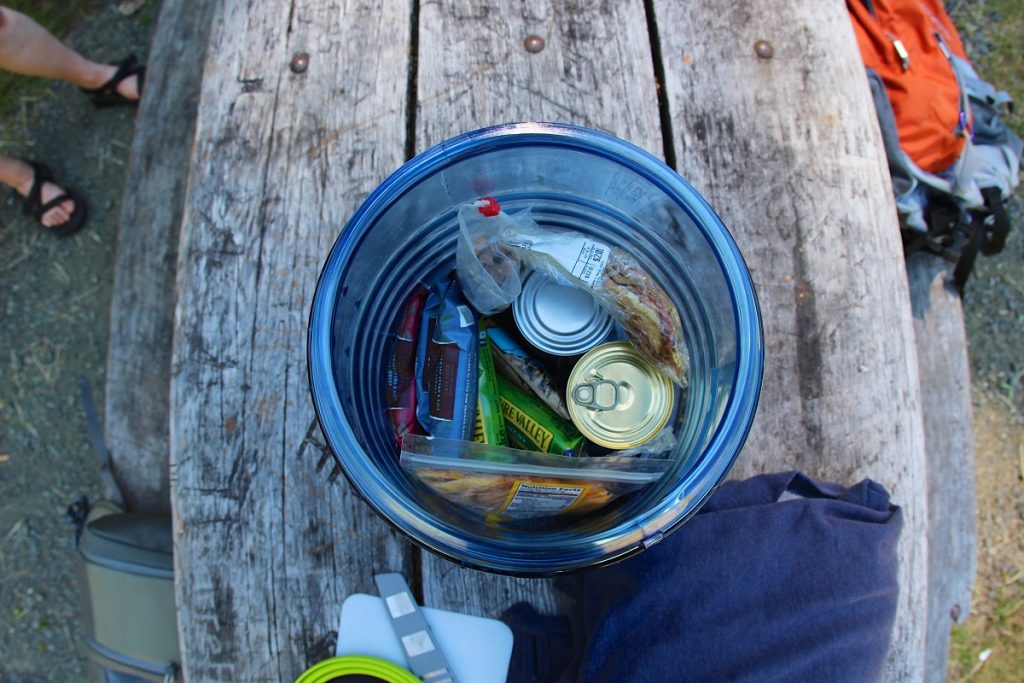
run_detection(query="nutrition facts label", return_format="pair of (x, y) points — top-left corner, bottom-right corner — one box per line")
(502, 482), (586, 517)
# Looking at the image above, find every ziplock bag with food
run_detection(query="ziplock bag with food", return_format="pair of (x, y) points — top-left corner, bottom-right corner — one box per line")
(400, 435), (672, 522)
(455, 198), (528, 315)
(455, 199), (689, 385)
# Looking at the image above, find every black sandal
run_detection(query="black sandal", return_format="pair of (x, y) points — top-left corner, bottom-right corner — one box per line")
(19, 160), (89, 237)
(80, 54), (146, 108)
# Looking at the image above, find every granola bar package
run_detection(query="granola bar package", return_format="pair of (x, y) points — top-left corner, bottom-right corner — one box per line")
(497, 374), (583, 456)
(400, 435), (672, 522)
(472, 329), (507, 446)
(414, 279), (478, 440)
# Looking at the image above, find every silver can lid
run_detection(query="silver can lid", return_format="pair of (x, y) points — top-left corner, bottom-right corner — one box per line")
(513, 271), (614, 356)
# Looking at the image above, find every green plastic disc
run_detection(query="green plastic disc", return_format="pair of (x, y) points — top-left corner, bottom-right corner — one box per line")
(294, 655), (421, 683)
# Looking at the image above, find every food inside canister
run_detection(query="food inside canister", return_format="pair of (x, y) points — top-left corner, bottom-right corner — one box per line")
(413, 278), (478, 441)
(399, 435), (673, 522)
(487, 325), (571, 420)
(473, 329), (506, 446)
(567, 342), (675, 450)
(512, 270), (614, 357)
(384, 286), (428, 445)
(384, 198), (685, 520)
(455, 198), (690, 386)
(496, 374), (584, 456)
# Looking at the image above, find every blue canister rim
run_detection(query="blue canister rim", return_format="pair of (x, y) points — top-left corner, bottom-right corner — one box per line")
(308, 122), (764, 574)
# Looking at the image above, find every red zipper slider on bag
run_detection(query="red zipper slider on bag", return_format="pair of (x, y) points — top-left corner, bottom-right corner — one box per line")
(475, 196), (501, 217)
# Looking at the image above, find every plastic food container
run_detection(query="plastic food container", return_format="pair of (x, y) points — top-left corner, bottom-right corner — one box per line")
(308, 122), (763, 575)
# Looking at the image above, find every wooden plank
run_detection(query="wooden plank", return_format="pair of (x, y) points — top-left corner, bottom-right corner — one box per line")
(104, 0), (216, 514)
(906, 253), (977, 683)
(415, 0), (663, 616)
(417, 0), (663, 158)
(654, 1), (929, 680)
(169, 2), (414, 680)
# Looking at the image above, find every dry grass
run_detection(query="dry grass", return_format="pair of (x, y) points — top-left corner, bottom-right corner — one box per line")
(947, 391), (1024, 682)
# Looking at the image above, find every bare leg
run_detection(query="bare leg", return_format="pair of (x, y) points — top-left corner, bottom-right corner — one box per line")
(0, 154), (75, 228)
(0, 6), (139, 99)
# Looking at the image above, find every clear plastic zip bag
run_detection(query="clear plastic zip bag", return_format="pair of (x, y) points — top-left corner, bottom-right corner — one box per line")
(400, 434), (672, 522)
(455, 199), (527, 315)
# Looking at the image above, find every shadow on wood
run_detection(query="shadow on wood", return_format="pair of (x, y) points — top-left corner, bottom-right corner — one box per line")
(104, 0), (215, 513)
(907, 252), (977, 683)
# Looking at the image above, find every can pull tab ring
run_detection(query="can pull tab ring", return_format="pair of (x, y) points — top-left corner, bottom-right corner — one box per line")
(572, 379), (620, 411)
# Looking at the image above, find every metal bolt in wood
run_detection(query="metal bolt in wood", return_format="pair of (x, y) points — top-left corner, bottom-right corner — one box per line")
(290, 52), (310, 73)
(523, 34), (545, 53)
(754, 40), (773, 59)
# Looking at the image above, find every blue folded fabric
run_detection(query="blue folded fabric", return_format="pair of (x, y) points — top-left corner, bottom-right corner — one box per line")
(503, 471), (903, 683)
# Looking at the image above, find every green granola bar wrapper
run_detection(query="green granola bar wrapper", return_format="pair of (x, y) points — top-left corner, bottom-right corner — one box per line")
(473, 329), (507, 447)
(497, 374), (584, 455)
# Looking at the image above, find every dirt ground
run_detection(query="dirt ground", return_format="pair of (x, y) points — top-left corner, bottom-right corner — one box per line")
(948, 209), (1024, 681)
(0, 1), (1020, 682)
(0, 3), (157, 681)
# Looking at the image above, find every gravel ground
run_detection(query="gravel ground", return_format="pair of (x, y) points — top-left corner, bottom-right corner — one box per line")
(951, 200), (1024, 682)
(0, 3), (157, 681)
(0, 1), (1020, 681)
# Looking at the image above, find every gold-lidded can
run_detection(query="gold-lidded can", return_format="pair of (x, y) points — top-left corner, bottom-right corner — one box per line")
(567, 342), (674, 449)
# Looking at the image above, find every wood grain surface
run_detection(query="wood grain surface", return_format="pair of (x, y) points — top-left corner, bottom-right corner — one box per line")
(415, 0), (662, 620)
(170, 2), (413, 680)
(104, 0), (215, 514)
(654, 1), (929, 680)
(907, 253), (977, 683)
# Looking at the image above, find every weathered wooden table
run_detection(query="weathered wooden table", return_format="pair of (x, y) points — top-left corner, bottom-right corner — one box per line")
(106, 1), (978, 681)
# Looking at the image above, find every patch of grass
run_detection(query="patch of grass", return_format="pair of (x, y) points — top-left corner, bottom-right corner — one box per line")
(949, 624), (978, 676)
(137, 1), (160, 29)
(0, 1), (104, 124)
(2, 0), (102, 35)
(949, 603), (1024, 682)
(949, 0), (1024, 132)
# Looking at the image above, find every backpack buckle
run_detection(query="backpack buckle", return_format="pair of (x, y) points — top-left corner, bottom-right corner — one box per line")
(889, 36), (910, 71)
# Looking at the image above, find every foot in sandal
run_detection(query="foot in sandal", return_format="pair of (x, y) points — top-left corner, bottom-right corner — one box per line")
(8, 158), (89, 236)
(80, 53), (145, 107)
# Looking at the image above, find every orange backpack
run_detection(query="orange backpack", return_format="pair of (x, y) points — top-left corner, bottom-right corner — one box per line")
(848, 0), (1021, 292)
(849, 0), (969, 174)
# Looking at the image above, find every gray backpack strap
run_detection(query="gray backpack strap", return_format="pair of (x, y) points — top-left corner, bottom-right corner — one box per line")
(79, 378), (126, 509)
(865, 68), (931, 233)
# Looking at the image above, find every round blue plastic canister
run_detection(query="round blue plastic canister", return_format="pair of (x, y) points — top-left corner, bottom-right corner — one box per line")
(308, 122), (763, 575)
